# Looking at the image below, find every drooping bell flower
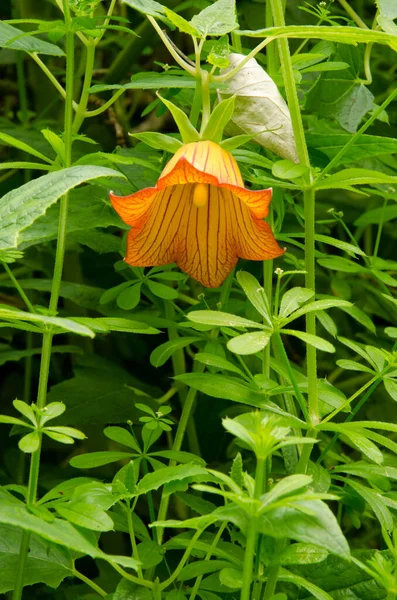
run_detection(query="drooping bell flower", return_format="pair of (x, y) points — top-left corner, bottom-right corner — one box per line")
(110, 140), (284, 288)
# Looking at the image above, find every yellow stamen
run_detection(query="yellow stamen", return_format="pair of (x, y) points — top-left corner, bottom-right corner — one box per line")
(192, 183), (208, 208)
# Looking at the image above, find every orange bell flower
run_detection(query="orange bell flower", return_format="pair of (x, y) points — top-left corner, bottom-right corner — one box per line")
(110, 140), (284, 288)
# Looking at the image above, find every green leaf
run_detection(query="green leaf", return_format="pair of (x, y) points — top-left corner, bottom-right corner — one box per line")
(146, 279), (179, 299)
(70, 451), (134, 468)
(257, 499), (350, 558)
(0, 490), (139, 570)
(282, 298), (352, 325)
(137, 464), (208, 495)
(90, 72), (209, 94)
(164, 7), (200, 35)
(175, 373), (290, 415)
(0, 524), (73, 593)
(18, 431), (40, 453)
(307, 133), (397, 166)
(136, 540), (164, 569)
(236, 271), (272, 324)
(343, 478), (393, 531)
(0, 132), (52, 163)
(276, 543), (328, 566)
(104, 426), (141, 452)
(0, 22), (64, 55)
(227, 331), (270, 355)
(384, 378), (397, 402)
(55, 502), (114, 532)
(317, 256), (365, 273)
(0, 165), (124, 250)
(238, 24), (397, 48)
(0, 415), (30, 428)
(117, 283), (142, 310)
(202, 96), (235, 144)
(194, 352), (246, 378)
(0, 307), (95, 338)
(279, 287), (314, 319)
(272, 160), (308, 181)
(130, 132), (183, 153)
(13, 399), (36, 424)
(41, 129), (65, 162)
(121, 0), (167, 21)
(72, 317), (159, 335)
(191, 0), (238, 37)
(282, 330), (335, 353)
(336, 359), (374, 373)
(315, 168), (397, 191)
(208, 35), (230, 68)
(157, 95), (200, 144)
(187, 310), (263, 329)
(150, 336), (201, 367)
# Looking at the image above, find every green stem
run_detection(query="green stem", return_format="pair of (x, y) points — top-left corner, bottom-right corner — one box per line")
(72, 568), (107, 597)
(317, 379), (381, 464)
(189, 522), (228, 600)
(240, 457), (266, 600)
(200, 70), (211, 134)
(159, 529), (202, 590)
(156, 376), (202, 545)
(126, 502), (143, 578)
(147, 16), (195, 76)
(273, 332), (310, 423)
(262, 538), (286, 600)
(2, 263), (35, 312)
(12, 5), (75, 598)
(73, 40), (96, 133)
(337, 0), (368, 29)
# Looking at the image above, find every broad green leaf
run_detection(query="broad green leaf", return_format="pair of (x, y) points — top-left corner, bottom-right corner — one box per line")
(0, 165), (124, 250)
(130, 132), (183, 153)
(272, 160), (308, 181)
(157, 95), (200, 144)
(13, 399), (36, 424)
(191, 0), (238, 37)
(55, 502), (114, 532)
(0, 22), (64, 55)
(0, 415), (30, 427)
(276, 543), (328, 566)
(0, 132), (52, 163)
(279, 570), (335, 600)
(19, 431), (40, 453)
(236, 271), (272, 324)
(187, 310), (263, 329)
(0, 524), (73, 593)
(116, 283), (142, 310)
(150, 336), (201, 367)
(282, 330), (335, 353)
(307, 133), (397, 166)
(45, 426), (85, 440)
(136, 540), (164, 569)
(257, 499), (350, 558)
(279, 287), (314, 319)
(208, 35), (230, 68)
(70, 451), (134, 468)
(137, 464), (208, 495)
(146, 279), (179, 299)
(104, 426), (141, 452)
(202, 96), (235, 144)
(0, 491), (138, 569)
(315, 168), (397, 191)
(227, 331), (270, 355)
(0, 308), (95, 338)
(336, 359), (374, 373)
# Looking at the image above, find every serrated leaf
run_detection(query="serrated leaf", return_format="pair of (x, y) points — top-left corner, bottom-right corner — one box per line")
(0, 166), (124, 250)
(191, 0), (238, 37)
